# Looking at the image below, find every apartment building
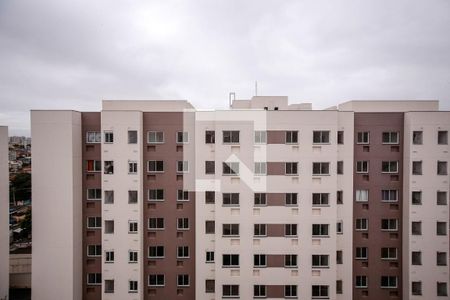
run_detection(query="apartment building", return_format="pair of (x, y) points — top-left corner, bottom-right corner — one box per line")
(31, 97), (450, 300)
(0, 126), (8, 300)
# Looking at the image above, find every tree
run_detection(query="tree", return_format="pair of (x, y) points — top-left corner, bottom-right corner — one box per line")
(10, 173), (31, 203)
(20, 209), (32, 238)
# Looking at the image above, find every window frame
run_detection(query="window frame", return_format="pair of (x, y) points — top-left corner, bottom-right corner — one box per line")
(147, 131), (165, 144)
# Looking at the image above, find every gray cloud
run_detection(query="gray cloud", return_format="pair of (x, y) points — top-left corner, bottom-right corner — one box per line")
(1, 0), (449, 135)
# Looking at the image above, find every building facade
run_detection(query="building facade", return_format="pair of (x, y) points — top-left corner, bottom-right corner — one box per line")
(0, 126), (9, 300)
(32, 97), (450, 300)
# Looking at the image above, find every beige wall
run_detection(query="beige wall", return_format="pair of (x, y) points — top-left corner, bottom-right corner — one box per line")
(10, 254), (31, 288)
(31, 111), (83, 300)
(0, 126), (8, 300)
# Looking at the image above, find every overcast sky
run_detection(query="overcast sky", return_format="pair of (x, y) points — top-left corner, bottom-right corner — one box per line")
(1, 0), (449, 135)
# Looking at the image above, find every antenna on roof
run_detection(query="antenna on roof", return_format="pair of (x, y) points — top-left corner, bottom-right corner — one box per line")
(229, 92), (235, 107)
(255, 81), (258, 96)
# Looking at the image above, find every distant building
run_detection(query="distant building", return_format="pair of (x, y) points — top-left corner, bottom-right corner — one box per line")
(0, 126), (9, 300)
(31, 98), (450, 300)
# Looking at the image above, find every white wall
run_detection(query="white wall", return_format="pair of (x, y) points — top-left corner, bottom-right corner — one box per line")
(0, 126), (9, 300)
(31, 111), (82, 300)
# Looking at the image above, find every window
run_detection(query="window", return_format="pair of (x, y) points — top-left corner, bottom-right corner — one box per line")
(254, 224), (267, 237)
(223, 162), (239, 175)
(87, 245), (102, 257)
(87, 188), (101, 201)
(177, 190), (189, 201)
(412, 251), (422, 265)
(87, 273), (101, 285)
(177, 274), (189, 287)
(205, 279), (215, 293)
(356, 276), (368, 288)
(355, 190), (369, 202)
(128, 221), (138, 233)
(381, 190), (398, 202)
(412, 281), (422, 295)
(438, 161), (448, 175)
(312, 162), (330, 175)
(312, 224), (329, 237)
(223, 285), (239, 298)
(86, 160), (101, 172)
(285, 193), (298, 206)
(285, 131), (298, 144)
(284, 254), (297, 267)
(356, 247), (368, 260)
(437, 282), (448, 296)
(176, 131), (189, 143)
(381, 219), (398, 231)
(104, 131), (114, 143)
(438, 130), (448, 145)
(128, 161), (137, 174)
(285, 224), (298, 236)
(87, 217), (101, 229)
(381, 247), (397, 260)
(356, 161), (369, 173)
(223, 193), (239, 206)
(205, 161), (215, 174)
(285, 285), (297, 298)
(148, 246), (164, 258)
(254, 254), (267, 267)
(382, 132), (399, 144)
(381, 276), (397, 288)
(382, 161), (398, 173)
(312, 193), (329, 206)
(177, 218), (189, 230)
(148, 218), (164, 230)
(205, 221), (215, 234)
(104, 190), (113, 204)
(206, 251), (215, 263)
(222, 254), (239, 267)
(148, 160), (164, 172)
(254, 162), (267, 175)
(205, 191), (215, 204)
(223, 131), (240, 144)
(337, 221), (343, 234)
(312, 285), (329, 298)
(357, 132), (369, 144)
(128, 130), (138, 144)
(336, 251), (343, 264)
(412, 161), (422, 175)
(412, 221), (422, 235)
(413, 131), (423, 145)
(355, 218), (368, 231)
(412, 191), (422, 205)
(104, 161), (114, 174)
(177, 161), (189, 173)
(437, 191), (447, 205)
(129, 250), (138, 263)
(177, 246), (189, 259)
(254, 131), (267, 144)
(437, 252), (447, 266)
(337, 191), (343, 204)
(254, 193), (267, 206)
(222, 224), (239, 237)
(105, 279), (114, 293)
(437, 222), (447, 235)
(105, 220), (114, 234)
(105, 251), (114, 263)
(205, 130), (215, 144)
(128, 190), (138, 204)
(147, 131), (164, 144)
(86, 131), (101, 143)
(312, 255), (329, 268)
(148, 274), (165, 286)
(285, 162), (298, 175)
(313, 131), (330, 144)
(128, 280), (138, 293)
(337, 161), (344, 174)
(336, 280), (343, 294)
(337, 131), (344, 144)
(254, 285), (266, 298)
(148, 189), (164, 201)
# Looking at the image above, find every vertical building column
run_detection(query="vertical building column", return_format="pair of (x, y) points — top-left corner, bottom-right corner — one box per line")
(0, 126), (9, 300)
(31, 111), (82, 300)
